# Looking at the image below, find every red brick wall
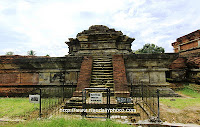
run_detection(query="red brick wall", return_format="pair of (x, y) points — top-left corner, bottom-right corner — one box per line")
(73, 56), (93, 96)
(172, 30), (200, 53)
(174, 48), (179, 53)
(0, 72), (39, 96)
(0, 72), (39, 85)
(180, 48), (200, 57)
(112, 55), (129, 97)
(169, 57), (187, 69)
(180, 41), (198, 50)
(0, 73), (18, 84)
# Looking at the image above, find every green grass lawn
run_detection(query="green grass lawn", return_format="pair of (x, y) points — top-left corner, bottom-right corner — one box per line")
(0, 97), (38, 118)
(11, 118), (132, 127)
(160, 85), (200, 109)
(0, 97), (61, 118)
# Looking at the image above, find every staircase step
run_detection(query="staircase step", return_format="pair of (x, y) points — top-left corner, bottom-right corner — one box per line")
(92, 75), (113, 77)
(93, 62), (112, 64)
(90, 82), (114, 85)
(91, 79), (114, 83)
(92, 72), (113, 75)
(90, 85), (112, 87)
(69, 97), (82, 102)
(93, 64), (112, 67)
(64, 105), (83, 109)
(65, 102), (82, 106)
(93, 67), (113, 69)
(93, 56), (112, 58)
(93, 69), (113, 72)
(93, 59), (111, 62)
(92, 78), (113, 80)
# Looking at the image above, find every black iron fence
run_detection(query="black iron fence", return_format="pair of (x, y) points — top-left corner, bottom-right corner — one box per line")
(0, 83), (75, 119)
(1, 82), (162, 121)
(131, 82), (161, 122)
(82, 88), (111, 119)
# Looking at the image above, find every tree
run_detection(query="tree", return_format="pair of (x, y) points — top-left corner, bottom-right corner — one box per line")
(135, 43), (165, 54)
(27, 50), (36, 56)
(46, 54), (50, 57)
(5, 51), (14, 55)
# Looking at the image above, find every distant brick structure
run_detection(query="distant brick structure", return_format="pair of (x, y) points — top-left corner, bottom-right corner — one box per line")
(170, 30), (200, 83)
(172, 29), (200, 57)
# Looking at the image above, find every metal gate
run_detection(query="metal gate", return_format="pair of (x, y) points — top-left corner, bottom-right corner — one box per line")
(82, 88), (111, 119)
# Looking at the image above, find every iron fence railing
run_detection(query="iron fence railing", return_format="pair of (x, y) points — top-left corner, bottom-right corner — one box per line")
(131, 82), (161, 122)
(0, 83), (75, 119)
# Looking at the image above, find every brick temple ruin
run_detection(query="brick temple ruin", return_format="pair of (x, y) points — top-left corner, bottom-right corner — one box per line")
(0, 25), (199, 96)
(170, 29), (200, 83)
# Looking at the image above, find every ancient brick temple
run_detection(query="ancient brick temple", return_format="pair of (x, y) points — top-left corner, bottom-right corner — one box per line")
(170, 30), (200, 83)
(172, 29), (200, 56)
(0, 25), (192, 97)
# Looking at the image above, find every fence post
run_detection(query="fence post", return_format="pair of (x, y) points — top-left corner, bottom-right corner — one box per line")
(71, 82), (74, 97)
(106, 88), (110, 119)
(39, 88), (42, 118)
(82, 89), (86, 119)
(141, 82), (144, 100)
(156, 89), (160, 122)
(62, 82), (65, 102)
(130, 82), (133, 97)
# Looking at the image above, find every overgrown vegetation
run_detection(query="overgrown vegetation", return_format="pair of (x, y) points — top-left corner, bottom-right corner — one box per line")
(6, 118), (132, 127)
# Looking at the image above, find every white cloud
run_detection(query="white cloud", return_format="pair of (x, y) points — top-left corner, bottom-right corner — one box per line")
(0, 0), (200, 56)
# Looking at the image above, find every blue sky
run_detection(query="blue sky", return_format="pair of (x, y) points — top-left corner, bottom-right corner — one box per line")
(0, 0), (200, 56)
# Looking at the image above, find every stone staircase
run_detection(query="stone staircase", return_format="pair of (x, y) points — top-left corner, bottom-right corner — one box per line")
(64, 56), (134, 111)
(65, 56), (115, 109)
(63, 56), (140, 118)
(90, 56), (114, 91)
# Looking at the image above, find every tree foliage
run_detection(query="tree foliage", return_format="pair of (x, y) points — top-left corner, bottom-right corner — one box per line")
(6, 51), (14, 55)
(46, 54), (50, 57)
(135, 43), (165, 54)
(27, 50), (36, 56)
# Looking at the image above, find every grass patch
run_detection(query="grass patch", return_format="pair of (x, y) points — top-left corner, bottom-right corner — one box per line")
(177, 85), (200, 98)
(0, 97), (38, 118)
(160, 98), (200, 109)
(160, 85), (200, 109)
(10, 118), (132, 127)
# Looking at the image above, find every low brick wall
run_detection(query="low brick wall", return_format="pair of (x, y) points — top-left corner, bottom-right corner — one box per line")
(73, 56), (93, 96)
(112, 55), (129, 97)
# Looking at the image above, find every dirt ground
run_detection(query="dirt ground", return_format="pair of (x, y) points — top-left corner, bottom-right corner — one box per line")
(160, 100), (200, 125)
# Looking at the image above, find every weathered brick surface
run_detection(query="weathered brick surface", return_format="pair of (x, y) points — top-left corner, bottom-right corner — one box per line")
(0, 73), (39, 85)
(187, 57), (200, 68)
(180, 41), (198, 50)
(112, 55), (129, 97)
(172, 30), (200, 53)
(0, 72), (39, 96)
(73, 56), (93, 96)
(169, 57), (187, 69)
(180, 48), (200, 57)
(0, 88), (36, 97)
(0, 55), (38, 64)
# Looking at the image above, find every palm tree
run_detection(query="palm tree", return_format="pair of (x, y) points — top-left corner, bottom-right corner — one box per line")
(27, 50), (36, 56)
